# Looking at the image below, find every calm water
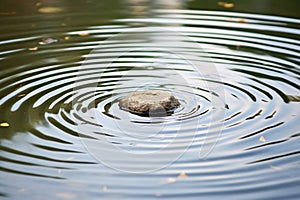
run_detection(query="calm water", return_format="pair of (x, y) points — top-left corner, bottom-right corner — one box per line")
(0, 0), (300, 199)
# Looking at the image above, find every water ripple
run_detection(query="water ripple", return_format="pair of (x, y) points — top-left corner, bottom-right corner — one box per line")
(0, 7), (299, 200)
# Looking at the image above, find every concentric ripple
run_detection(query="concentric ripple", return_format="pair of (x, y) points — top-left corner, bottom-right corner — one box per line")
(58, 27), (225, 173)
(0, 5), (300, 200)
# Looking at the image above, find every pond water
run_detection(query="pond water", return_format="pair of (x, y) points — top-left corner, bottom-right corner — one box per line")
(0, 0), (299, 199)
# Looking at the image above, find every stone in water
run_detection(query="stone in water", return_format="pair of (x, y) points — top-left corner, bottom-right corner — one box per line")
(119, 90), (180, 116)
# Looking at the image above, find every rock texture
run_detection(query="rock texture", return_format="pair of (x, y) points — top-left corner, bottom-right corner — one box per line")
(119, 90), (180, 115)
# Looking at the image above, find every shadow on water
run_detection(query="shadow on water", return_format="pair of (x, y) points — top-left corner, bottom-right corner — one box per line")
(0, 0), (300, 199)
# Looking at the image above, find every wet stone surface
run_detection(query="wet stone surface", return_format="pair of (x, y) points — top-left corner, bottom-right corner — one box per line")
(119, 90), (180, 116)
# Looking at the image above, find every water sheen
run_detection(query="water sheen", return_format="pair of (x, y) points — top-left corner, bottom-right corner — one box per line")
(0, 1), (300, 200)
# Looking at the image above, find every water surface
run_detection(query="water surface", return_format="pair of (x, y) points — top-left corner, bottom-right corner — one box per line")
(0, 0), (300, 199)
